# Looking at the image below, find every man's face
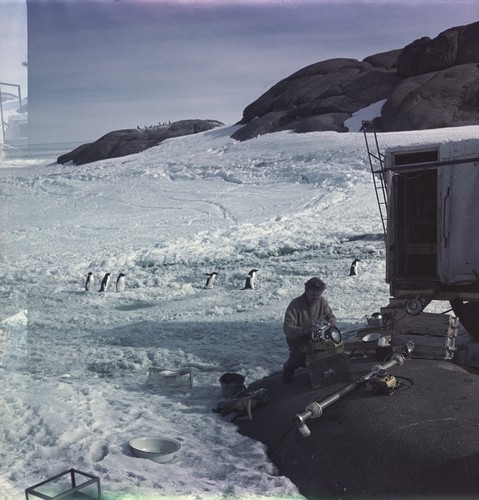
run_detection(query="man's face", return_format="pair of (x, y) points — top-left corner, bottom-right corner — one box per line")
(305, 288), (322, 304)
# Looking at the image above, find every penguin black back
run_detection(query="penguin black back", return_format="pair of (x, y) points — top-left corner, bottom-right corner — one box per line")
(243, 269), (258, 289)
(85, 272), (94, 292)
(349, 259), (360, 276)
(204, 272), (218, 289)
(116, 273), (126, 292)
(99, 273), (112, 292)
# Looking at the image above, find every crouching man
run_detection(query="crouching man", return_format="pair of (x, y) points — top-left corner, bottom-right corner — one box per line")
(282, 277), (336, 384)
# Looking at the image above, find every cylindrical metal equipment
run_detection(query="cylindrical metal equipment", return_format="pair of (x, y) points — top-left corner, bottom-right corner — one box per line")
(294, 353), (408, 437)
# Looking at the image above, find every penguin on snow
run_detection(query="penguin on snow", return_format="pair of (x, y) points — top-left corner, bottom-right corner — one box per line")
(243, 269), (258, 290)
(99, 273), (112, 292)
(85, 272), (95, 292)
(349, 258), (361, 276)
(204, 272), (218, 289)
(116, 273), (126, 292)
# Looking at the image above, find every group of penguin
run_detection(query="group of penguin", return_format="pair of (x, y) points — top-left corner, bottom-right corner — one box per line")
(85, 272), (126, 293)
(84, 268), (259, 293)
(204, 268), (258, 290)
(206, 260), (360, 289)
(205, 261), (360, 290)
(85, 262), (357, 294)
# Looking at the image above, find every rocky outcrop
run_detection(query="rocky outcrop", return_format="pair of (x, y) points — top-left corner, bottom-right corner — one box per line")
(381, 63), (479, 131)
(232, 21), (479, 141)
(57, 119), (223, 165)
(232, 57), (401, 141)
(397, 22), (479, 77)
(58, 22), (479, 156)
(363, 49), (402, 70)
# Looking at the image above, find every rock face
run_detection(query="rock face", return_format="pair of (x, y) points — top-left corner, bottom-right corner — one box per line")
(232, 21), (479, 141)
(381, 62), (479, 131)
(396, 22), (479, 77)
(57, 119), (223, 165)
(232, 57), (401, 140)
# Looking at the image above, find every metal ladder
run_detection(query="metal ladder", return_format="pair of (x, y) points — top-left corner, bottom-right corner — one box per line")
(362, 121), (388, 237)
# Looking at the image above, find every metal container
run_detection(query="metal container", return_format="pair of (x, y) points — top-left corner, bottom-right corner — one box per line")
(366, 312), (383, 327)
(129, 436), (181, 463)
(219, 372), (246, 398)
(147, 368), (192, 389)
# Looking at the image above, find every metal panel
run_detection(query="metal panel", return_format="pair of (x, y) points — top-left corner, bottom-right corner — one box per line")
(438, 140), (479, 284)
(385, 170), (397, 284)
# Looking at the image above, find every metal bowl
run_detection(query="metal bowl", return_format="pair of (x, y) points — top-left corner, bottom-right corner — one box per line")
(362, 332), (381, 343)
(129, 436), (181, 463)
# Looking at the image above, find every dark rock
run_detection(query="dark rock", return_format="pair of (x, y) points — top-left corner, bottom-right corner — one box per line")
(397, 22), (479, 78)
(232, 59), (400, 141)
(57, 119), (223, 165)
(231, 111), (351, 141)
(397, 35), (454, 78)
(292, 113), (350, 133)
(232, 21), (479, 141)
(382, 63), (479, 131)
(363, 49), (402, 70)
(457, 21), (479, 64)
(230, 111), (294, 141)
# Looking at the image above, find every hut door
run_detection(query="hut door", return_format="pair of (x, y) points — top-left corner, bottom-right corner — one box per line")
(392, 168), (439, 279)
(438, 162), (479, 284)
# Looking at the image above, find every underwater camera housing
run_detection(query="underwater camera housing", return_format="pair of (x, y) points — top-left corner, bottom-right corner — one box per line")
(311, 319), (342, 350)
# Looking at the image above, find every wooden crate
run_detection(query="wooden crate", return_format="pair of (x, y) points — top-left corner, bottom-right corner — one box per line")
(381, 307), (458, 336)
(380, 303), (459, 360)
(305, 351), (352, 389)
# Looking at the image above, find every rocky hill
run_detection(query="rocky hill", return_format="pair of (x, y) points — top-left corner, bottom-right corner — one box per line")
(232, 21), (479, 141)
(57, 119), (223, 165)
(58, 22), (478, 164)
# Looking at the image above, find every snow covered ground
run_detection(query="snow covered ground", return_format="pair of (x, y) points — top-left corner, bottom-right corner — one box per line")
(1, 124), (478, 499)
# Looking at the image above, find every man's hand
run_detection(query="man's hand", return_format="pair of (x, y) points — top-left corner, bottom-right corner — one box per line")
(327, 316), (337, 326)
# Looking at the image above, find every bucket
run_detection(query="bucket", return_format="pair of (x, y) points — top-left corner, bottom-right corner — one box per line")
(375, 345), (393, 361)
(376, 335), (393, 361)
(219, 372), (246, 398)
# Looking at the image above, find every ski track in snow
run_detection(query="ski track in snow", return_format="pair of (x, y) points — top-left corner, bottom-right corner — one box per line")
(1, 125), (478, 498)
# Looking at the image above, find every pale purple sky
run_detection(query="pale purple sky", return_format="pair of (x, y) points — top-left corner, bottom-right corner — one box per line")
(1, 0), (477, 144)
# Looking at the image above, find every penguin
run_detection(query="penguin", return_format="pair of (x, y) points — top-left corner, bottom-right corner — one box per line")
(349, 258), (361, 276)
(116, 273), (126, 292)
(243, 269), (258, 289)
(99, 273), (112, 292)
(204, 272), (218, 289)
(85, 272), (95, 292)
